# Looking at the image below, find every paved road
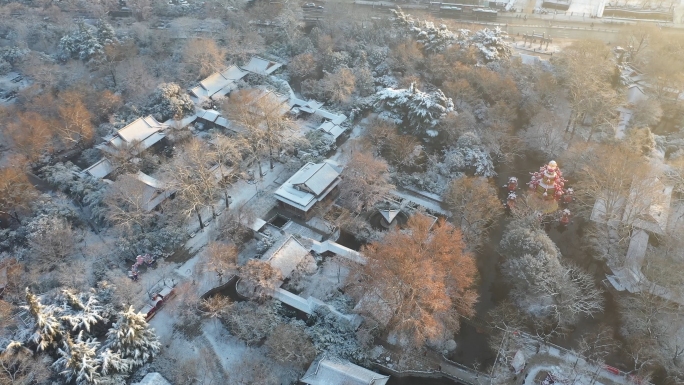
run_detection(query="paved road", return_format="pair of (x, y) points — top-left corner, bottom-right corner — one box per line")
(323, 0), (684, 43)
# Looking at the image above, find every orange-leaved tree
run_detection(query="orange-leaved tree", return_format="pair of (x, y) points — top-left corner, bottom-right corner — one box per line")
(348, 212), (478, 346)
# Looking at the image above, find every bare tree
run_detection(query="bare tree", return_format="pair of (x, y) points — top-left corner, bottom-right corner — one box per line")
(164, 138), (223, 230)
(237, 260), (283, 300)
(223, 89), (292, 173)
(182, 38), (227, 81)
(264, 323), (317, 369)
(4, 112), (54, 161)
(619, 292), (684, 380)
(338, 151), (394, 212)
(206, 242), (237, 283)
(318, 68), (356, 105)
(104, 174), (156, 234)
(0, 164), (38, 224)
(28, 215), (78, 269)
(0, 344), (50, 385)
(520, 110), (566, 157)
(348, 213), (478, 346)
(56, 90), (94, 150)
(443, 176), (503, 249)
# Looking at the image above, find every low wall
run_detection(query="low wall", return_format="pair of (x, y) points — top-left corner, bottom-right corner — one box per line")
(372, 363), (470, 384)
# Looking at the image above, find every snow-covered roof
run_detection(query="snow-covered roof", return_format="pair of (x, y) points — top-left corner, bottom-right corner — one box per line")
(301, 356), (390, 385)
(136, 171), (165, 189)
(379, 209), (400, 223)
(221, 65), (249, 80)
(117, 116), (166, 143)
(241, 56), (283, 76)
(191, 65), (247, 100)
(290, 97), (325, 112)
(133, 373), (172, 385)
(262, 235), (314, 279)
(314, 109), (347, 125)
(198, 109), (221, 122)
(98, 116), (168, 154)
(318, 121), (347, 140)
(200, 72), (232, 97)
(121, 172), (175, 212)
(289, 161), (341, 195)
(274, 161), (342, 212)
(82, 158), (114, 179)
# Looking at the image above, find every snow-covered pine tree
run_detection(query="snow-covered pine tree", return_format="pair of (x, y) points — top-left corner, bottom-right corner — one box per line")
(24, 288), (63, 352)
(58, 22), (104, 63)
(105, 306), (160, 368)
(53, 331), (102, 385)
(96, 19), (117, 46)
(60, 290), (104, 333)
(99, 348), (131, 376)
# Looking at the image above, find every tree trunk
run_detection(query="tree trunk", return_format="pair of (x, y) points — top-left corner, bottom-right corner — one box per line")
(211, 205), (217, 218)
(565, 111), (575, 133)
(587, 124), (596, 142)
(224, 190), (230, 208)
(257, 159), (264, 180)
(10, 210), (21, 225)
(196, 209), (205, 230)
(269, 140), (274, 170)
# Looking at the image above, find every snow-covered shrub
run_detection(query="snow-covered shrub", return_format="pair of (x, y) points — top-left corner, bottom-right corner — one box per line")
(0, 59), (10, 76)
(392, 8), (510, 61)
(436, 133), (496, 177)
(223, 301), (282, 345)
(59, 23), (104, 63)
(321, 50), (352, 73)
(146, 83), (195, 121)
(40, 162), (108, 225)
(115, 224), (186, 260)
(372, 83), (454, 135)
(366, 46), (389, 67)
(459, 27), (512, 62)
(413, 22), (456, 53)
(305, 307), (367, 364)
(0, 46), (29, 65)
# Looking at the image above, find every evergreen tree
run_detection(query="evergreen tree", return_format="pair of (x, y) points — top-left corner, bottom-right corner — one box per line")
(59, 22), (104, 62)
(105, 306), (160, 368)
(96, 19), (117, 46)
(60, 290), (104, 333)
(99, 348), (131, 376)
(24, 288), (63, 352)
(53, 332), (101, 385)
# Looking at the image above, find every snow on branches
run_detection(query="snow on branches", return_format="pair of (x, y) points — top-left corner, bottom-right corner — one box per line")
(146, 83), (195, 121)
(391, 8), (511, 61)
(59, 23), (104, 63)
(105, 306), (161, 368)
(458, 28), (512, 62)
(372, 82), (454, 136)
(53, 332), (102, 385)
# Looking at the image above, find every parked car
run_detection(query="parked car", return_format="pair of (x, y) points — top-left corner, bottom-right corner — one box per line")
(302, 3), (316, 8)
